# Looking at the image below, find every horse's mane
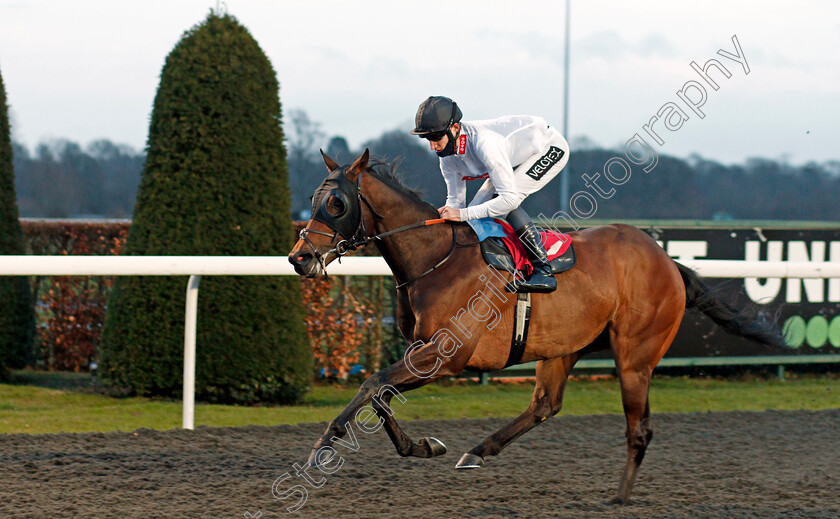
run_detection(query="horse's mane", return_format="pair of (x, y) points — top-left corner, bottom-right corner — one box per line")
(365, 159), (436, 212)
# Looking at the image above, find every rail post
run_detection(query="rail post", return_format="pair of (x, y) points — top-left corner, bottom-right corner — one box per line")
(183, 275), (201, 429)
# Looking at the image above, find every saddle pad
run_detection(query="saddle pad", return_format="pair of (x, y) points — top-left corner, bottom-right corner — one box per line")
(480, 230), (576, 275)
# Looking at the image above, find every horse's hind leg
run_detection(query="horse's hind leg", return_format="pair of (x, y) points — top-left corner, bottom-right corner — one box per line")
(455, 353), (581, 468)
(613, 364), (654, 504)
(611, 319), (681, 504)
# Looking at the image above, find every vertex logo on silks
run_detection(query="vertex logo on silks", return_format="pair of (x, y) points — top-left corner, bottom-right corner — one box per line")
(525, 146), (565, 180)
(458, 134), (467, 155)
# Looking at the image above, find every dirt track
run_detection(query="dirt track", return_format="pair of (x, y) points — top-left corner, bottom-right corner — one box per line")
(0, 409), (838, 518)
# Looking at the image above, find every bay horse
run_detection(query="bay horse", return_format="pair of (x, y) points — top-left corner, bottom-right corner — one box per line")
(288, 149), (786, 503)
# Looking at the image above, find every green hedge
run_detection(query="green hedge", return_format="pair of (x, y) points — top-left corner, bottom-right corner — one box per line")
(100, 12), (311, 403)
(0, 66), (35, 377)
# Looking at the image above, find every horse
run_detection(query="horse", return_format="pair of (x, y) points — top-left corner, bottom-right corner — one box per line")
(288, 149), (787, 503)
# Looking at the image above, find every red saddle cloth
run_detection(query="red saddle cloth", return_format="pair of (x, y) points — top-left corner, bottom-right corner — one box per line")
(494, 219), (573, 275)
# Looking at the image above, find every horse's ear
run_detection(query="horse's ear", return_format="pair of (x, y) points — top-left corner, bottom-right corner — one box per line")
(320, 149), (340, 173)
(346, 148), (370, 181)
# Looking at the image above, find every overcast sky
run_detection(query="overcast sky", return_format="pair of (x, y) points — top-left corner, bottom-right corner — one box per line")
(1, 0), (838, 165)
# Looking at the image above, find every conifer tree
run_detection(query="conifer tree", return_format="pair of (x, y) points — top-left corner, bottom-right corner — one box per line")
(101, 12), (311, 403)
(0, 66), (35, 376)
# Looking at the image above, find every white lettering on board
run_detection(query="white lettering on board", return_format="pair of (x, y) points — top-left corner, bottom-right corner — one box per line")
(666, 241), (708, 262)
(786, 241), (826, 303)
(744, 241), (783, 304)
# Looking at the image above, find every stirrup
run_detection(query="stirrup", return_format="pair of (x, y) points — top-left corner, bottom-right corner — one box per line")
(514, 223), (557, 293)
(507, 265), (556, 293)
(514, 273), (556, 293)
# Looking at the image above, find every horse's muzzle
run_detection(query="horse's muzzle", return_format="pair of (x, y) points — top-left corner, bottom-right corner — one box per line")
(288, 251), (320, 277)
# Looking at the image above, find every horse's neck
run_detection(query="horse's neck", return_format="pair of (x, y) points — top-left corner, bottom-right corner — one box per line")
(363, 176), (449, 283)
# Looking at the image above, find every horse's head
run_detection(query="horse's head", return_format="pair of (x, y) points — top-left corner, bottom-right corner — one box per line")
(288, 149), (372, 277)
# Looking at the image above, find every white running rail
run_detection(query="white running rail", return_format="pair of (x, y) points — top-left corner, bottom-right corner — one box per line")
(1, 255), (838, 429)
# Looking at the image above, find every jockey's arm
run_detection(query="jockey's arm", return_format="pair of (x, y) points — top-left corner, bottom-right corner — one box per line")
(460, 135), (520, 220)
(441, 162), (467, 209)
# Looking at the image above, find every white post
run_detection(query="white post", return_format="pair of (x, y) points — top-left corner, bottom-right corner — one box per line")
(183, 274), (201, 429)
(560, 0), (571, 213)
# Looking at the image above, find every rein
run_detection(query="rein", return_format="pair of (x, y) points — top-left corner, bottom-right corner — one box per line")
(298, 170), (461, 288)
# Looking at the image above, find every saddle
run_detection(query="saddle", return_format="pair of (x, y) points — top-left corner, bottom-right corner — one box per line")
(472, 220), (576, 368)
(480, 228), (576, 276)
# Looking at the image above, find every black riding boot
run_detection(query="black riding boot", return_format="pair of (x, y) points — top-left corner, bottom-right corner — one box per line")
(514, 223), (557, 293)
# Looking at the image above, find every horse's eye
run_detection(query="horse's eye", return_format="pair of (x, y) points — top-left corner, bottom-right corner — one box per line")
(327, 195), (346, 217)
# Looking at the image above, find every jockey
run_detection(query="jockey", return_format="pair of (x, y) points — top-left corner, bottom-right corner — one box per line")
(410, 96), (570, 293)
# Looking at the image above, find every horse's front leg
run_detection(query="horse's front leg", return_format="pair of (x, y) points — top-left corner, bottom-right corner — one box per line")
(306, 370), (385, 465)
(308, 340), (467, 465)
(371, 385), (447, 458)
(456, 354), (581, 469)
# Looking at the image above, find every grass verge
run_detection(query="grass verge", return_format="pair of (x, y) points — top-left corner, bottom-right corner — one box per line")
(0, 372), (837, 435)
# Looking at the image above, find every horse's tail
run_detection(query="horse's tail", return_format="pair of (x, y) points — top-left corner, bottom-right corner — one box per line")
(675, 261), (789, 349)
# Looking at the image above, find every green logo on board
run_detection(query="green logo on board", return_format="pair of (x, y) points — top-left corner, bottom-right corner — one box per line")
(783, 315), (840, 349)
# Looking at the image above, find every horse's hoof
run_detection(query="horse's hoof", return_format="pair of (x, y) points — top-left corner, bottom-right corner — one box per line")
(420, 436), (447, 457)
(306, 448), (332, 467)
(455, 452), (485, 469)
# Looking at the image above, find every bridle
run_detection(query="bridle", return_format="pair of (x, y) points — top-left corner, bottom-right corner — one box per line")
(297, 166), (368, 273)
(297, 167), (459, 288)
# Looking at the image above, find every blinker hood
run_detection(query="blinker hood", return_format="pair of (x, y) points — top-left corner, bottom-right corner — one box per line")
(310, 168), (362, 241)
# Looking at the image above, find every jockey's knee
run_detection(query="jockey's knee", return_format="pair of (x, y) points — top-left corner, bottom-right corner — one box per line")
(505, 207), (532, 230)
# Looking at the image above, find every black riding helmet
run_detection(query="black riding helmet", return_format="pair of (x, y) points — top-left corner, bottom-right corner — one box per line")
(410, 96), (462, 138)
